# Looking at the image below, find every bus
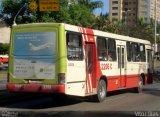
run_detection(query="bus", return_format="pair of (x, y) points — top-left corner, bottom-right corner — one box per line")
(7, 23), (153, 102)
(0, 55), (8, 64)
(0, 54), (9, 69)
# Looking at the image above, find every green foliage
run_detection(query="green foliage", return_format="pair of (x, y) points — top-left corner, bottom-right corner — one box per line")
(0, 0), (31, 26)
(92, 15), (121, 34)
(0, 0), (98, 27)
(68, 4), (95, 27)
(92, 15), (157, 43)
(0, 43), (9, 54)
(78, 0), (103, 10)
(0, 0), (157, 43)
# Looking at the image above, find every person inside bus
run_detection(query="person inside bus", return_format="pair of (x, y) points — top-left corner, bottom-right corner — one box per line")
(108, 53), (112, 61)
(102, 52), (107, 60)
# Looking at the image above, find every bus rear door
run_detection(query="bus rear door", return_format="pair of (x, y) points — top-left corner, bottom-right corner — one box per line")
(117, 45), (126, 88)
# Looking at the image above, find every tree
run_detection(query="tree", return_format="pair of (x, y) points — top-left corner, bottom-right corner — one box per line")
(78, 0), (103, 10)
(0, 0), (96, 27)
(92, 14), (156, 43)
(68, 3), (95, 27)
(92, 14), (123, 34)
(1, 0), (156, 43)
(0, 43), (9, 54)
(0, 0), (32, 26)
(127, 19), (154, 43)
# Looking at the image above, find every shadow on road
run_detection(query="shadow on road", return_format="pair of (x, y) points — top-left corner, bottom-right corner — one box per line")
(2, 93), (85, 109)
(2, 90), (130, 109)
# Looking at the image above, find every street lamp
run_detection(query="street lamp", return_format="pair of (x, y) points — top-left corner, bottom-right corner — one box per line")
(122, 10), (131, 35)
(122, 10), (131, 25)
(13, 3), (27, 26)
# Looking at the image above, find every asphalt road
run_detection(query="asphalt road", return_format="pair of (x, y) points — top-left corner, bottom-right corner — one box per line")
(0, 83), (159, 117)
(0, 68), (160, 117)
(41, 83), (160, 111)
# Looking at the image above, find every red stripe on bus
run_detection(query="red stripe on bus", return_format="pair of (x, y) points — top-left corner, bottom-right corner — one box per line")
(89, 74), (92, 92)
(85, 28), (95, 42)
(87, 75), (91, 93)
(78, 27), (95, 42)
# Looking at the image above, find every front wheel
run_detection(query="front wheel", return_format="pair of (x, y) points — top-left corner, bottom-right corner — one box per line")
(95, 80), (107, 102)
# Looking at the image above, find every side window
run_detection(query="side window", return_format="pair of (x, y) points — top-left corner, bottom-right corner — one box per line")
(97, 37), (108, 61)
(127, 41), (131, 62)
(66, 32), (83, 60)
(140, 44), (146, 62)
(131, 42), (140, 62)
(108, 38), (116, 61)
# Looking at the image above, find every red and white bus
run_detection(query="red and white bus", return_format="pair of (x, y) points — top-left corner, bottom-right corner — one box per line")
(0, 54), (9, 65)
(7, 23), (153, 102)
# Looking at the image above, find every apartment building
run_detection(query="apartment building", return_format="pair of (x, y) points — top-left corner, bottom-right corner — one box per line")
(138, 0), (160, 23)
(109, 0), (160, 24)
(109, 0), (138, 24)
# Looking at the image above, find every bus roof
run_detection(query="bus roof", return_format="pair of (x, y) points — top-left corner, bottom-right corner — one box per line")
(12, 23), (62, 29)
(12, 23), (151, 45)
(64, 23), (151, 45)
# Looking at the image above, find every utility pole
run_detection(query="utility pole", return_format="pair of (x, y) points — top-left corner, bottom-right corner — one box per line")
(154, 0), (157, 54)
(123, 10), (131, 35)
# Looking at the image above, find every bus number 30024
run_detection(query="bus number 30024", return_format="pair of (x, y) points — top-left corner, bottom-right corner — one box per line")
(101, 63), (112, 70)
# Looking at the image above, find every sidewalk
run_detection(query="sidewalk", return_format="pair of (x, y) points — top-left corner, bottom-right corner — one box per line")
(0, 71), (7, 81)
(0, 71), (7, 90)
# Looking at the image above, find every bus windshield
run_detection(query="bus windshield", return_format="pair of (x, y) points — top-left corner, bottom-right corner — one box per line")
(13, 31), (56, 79)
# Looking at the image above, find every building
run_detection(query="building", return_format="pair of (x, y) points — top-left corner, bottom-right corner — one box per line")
(109, 0), (138, 25)
(138, 0), (160, 23)
(0, 21), (10, 43)
(109, 0), (122, 21)
(109, 0), (160, 24)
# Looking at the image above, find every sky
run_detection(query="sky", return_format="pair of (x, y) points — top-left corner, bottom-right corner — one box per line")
(93, 0), (109, 15)
(0, 0), (2, 11)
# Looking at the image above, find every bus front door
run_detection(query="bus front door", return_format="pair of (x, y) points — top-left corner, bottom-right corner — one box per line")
(117, 45), (126, 88)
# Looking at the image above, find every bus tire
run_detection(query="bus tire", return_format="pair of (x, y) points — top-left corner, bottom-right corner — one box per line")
(134, 76), (143, 93)
(95, 79), (107, 102)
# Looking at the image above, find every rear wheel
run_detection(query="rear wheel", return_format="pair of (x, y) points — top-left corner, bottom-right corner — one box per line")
(94, 80), (107, 102)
